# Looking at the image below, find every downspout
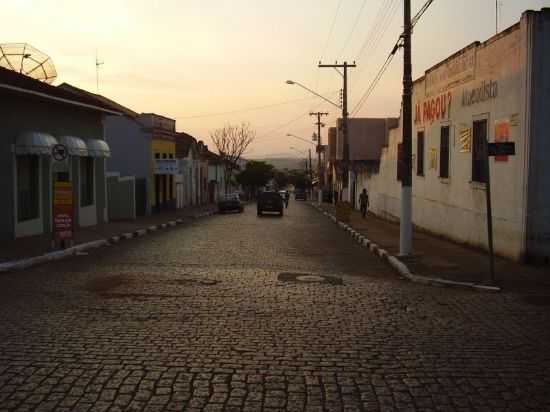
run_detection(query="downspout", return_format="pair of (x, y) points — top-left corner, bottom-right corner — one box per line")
(520, 11), (534, 262)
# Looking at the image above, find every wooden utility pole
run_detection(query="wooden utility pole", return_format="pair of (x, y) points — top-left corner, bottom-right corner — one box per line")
(318, 61), (356, 198)
(400, 0), (413, 256)
(309, 112), (329, 188)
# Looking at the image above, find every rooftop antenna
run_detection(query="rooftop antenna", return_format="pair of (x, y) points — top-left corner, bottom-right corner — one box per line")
(95, 49), (104, 92)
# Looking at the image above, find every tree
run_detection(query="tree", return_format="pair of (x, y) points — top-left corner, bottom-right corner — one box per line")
(236, 161), (274, 198)
(287, 169), (311, 190)
(210, 122), (256, 192)
(273, 170), (289, 189)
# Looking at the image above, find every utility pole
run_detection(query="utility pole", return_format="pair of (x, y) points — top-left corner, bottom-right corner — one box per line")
(309, 112), (329, 190)
(318, 61), (356, 201)
(400, 0), (413, 256)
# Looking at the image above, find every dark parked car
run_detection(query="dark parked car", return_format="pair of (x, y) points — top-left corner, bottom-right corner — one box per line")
(257, 191), (284, 216)
(218, 193), (243, 213)
(295, 189), (307, 201)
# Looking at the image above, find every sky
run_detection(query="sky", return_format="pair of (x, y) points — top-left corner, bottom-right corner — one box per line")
(4, 0), (550, 158)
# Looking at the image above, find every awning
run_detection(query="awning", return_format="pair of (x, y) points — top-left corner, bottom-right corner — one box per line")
(15, 131), (58, 155)
(58, 136), (88, 156)
(86, 139), (111, 157)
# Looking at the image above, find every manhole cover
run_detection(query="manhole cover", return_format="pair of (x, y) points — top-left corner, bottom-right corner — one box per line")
(278, 272), (343, 285)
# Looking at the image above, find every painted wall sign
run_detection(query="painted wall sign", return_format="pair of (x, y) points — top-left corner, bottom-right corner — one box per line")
(53, 181), (73, 241)
(494, 120), (510, 161)
(461, 80), (498, 106)
(414, 92), (452, 125)
(425, 47), (476, 96)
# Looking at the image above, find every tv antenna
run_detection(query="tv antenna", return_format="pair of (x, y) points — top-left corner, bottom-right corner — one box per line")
(95, 49), (104, 92)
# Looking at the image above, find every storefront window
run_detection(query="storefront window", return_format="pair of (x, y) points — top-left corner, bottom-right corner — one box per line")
(80, 157), (94, 206)
(17, 155), (39, 222)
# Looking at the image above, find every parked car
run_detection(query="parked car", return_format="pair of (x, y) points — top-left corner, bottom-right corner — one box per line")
(257, 191), (284, 216)
(218, 193), (244, 213)
(295, 189), (307, 201)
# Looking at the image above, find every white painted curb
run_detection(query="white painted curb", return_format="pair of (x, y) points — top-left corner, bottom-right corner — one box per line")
(309, 202), (501, 292)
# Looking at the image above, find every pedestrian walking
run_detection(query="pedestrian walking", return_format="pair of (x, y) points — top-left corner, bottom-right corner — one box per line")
(359, 188), (369, 218)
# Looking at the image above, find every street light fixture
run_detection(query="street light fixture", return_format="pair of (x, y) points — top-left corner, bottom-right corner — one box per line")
(285, 80), (342, 110)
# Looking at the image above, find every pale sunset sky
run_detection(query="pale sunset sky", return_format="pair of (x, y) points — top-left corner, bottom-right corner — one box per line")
(4, 0), (549, 157)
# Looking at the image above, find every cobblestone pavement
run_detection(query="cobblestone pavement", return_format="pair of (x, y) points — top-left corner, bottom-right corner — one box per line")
(1, 201), (549, 412)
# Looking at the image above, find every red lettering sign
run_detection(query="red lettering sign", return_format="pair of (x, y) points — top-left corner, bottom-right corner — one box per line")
(415, 92), (452, 125)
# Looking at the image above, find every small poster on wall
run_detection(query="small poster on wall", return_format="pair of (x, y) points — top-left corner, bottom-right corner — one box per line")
(494, 119), (510, 162)
(459, 127), (471, 153)
(429, 148), (438, 170)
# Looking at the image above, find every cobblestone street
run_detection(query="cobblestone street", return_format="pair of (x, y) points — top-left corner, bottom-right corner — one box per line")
(1, 201), (549, 412)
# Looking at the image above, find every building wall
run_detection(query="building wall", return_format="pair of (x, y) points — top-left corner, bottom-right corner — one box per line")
(524, 9), (550, 262)
(151, 139), (176, 208)
(366, 18), (530, 260)
(0, 96), (106, 240)
(105, 116), (150, 179)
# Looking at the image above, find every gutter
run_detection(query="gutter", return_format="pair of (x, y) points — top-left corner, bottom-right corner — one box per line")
(0, 84), (122, 116)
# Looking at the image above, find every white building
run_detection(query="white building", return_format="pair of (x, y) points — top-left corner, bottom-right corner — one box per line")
(364, 9), (550, 263)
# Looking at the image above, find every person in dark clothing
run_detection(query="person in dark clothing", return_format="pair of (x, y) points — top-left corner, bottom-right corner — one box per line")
(359, 188), (369, 218)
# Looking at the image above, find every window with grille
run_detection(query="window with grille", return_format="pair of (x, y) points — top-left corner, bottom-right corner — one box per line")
(417, 132), (425, 176)
(17, 155), (39, 222)
(472, 119), (487, 183)
(440, 126), (450, 178)
(80, 157), (94, 206)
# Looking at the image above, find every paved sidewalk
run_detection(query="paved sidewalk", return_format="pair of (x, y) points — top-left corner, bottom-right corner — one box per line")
(0, 205), (217, 264)
(316, 202), (550, 293)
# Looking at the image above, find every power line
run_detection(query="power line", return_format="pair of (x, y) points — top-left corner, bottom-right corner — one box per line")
(351, 42), (399, 117)
(315, 0), (344, 108)
(336, 0), (368, 60)
(319, 0), (344, 63)
(412, 0), (435, 27)
(174, 95), (325, 120)
(351, 0), (436, 116)
(255, 91), (339, 141)
(354, 0), (397, 62)
(351, 0), (400, 90)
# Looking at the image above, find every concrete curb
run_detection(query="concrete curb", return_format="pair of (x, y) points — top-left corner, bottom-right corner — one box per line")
(309, 203), (501, 292)
(0, 209), (217, 274)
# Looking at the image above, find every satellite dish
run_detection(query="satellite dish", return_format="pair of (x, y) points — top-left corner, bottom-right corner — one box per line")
(0, 43), (57, 84)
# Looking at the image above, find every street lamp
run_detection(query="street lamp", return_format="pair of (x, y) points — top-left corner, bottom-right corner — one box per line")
(285, 80), (342, 110)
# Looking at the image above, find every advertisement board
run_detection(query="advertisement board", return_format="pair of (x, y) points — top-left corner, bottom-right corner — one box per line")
(53, 181), (73, 241)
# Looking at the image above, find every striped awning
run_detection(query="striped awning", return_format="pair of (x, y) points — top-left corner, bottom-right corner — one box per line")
(58, 136), (88, 156)
(15, 131), (58, 155)
(86, 139), (111, 157)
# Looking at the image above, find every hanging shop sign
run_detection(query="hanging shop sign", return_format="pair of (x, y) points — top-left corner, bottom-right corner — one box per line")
(53, 181), (73, 241)
(494, 119), (510, 161)
(488, 142), (515, 157)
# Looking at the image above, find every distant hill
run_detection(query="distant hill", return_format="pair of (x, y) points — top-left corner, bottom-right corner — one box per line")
(250, 157), (308, 171)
